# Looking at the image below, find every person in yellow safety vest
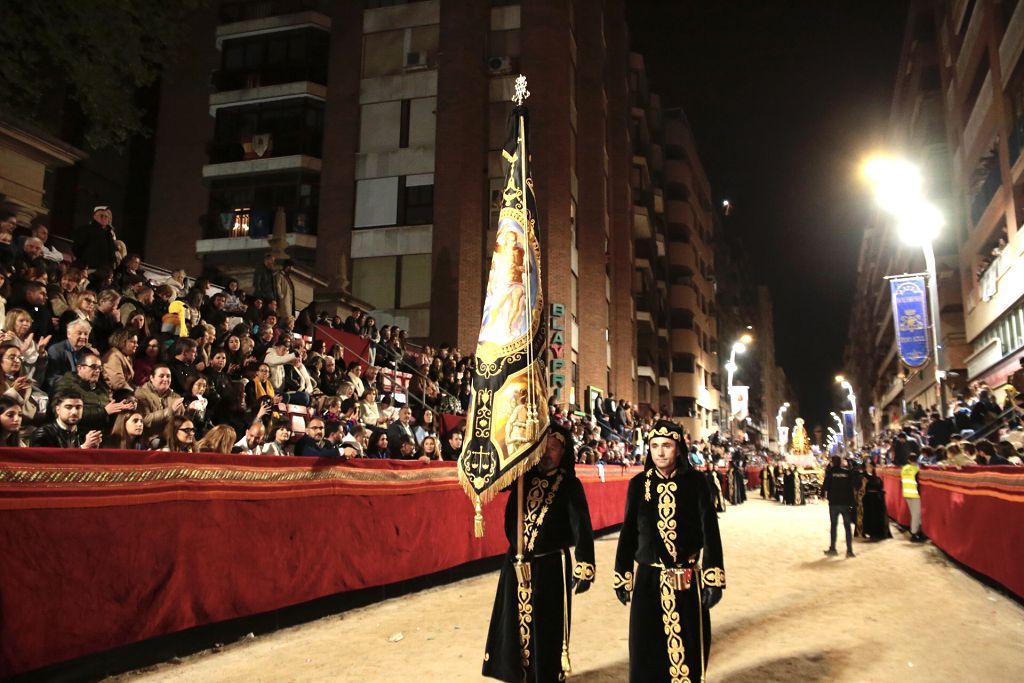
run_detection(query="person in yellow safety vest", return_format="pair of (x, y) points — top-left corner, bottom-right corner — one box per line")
(901, 460), (924, 542)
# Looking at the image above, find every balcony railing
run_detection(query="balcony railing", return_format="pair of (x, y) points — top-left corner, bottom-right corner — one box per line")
(969, 165), (1002, 226)
(212, 64), (328, 92)
(208, 130), (322, 164)
(206, 206), (318, 239)
(219, 0), (321, 23)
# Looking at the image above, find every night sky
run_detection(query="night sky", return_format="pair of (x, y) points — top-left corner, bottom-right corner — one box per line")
(628, 0), (909, 429)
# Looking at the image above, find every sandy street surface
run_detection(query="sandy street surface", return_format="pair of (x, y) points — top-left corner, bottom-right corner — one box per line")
(119, 496), (1024, 682)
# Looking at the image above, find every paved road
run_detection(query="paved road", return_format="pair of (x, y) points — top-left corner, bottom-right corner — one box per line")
(121, 496), (1024, 682)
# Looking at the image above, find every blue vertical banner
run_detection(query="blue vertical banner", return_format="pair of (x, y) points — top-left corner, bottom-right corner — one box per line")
(889, 275), (931, 368)
(842, 410), (855, 441)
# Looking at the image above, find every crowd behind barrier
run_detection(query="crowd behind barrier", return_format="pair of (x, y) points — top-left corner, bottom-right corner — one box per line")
(0, 206), (656, 462)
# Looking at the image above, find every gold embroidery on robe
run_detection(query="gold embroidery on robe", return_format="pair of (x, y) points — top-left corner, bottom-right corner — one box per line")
(572, 561), (595, 582)
(656, 481), (679, 562)
(612, 570), (634, 592)
(659, 569), (690, 683)
(701, 567), (725, 588)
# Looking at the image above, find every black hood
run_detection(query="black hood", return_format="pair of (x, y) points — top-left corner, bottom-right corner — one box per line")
(644, 419), (690, 475)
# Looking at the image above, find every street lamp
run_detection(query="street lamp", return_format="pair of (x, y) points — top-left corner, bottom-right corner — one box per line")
(725, 336), (751, 437)
(776, 402), (789, 449)
(835, 375), (859, 448)
(862, 154), (947, 417)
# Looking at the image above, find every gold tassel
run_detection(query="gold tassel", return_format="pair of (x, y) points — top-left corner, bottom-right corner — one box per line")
(561, 644), (572, 674)
(474, 500), (485, 538)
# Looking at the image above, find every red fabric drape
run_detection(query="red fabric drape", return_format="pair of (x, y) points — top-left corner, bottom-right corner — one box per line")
(0, 450), (631, 677)
(313, 325), (371, 368)
(880, 466), (1024, 599)
(745, 466), (761, 490)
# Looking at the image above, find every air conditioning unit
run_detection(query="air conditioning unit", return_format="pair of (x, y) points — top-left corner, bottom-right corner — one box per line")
(404, 51), (428, 70)
(487, 55), (514, 75)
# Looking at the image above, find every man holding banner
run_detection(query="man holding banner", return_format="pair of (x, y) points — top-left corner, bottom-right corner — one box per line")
(459, 77), (595, 682)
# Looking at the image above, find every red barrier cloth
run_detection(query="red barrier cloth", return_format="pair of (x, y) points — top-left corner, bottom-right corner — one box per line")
(0, 449), (632, 677)
(880, 468), (911, 527)
(312, 325), (371, 368)
(746, 466), (761, 490)
(919, 467), (1024, 599)
(880, 466), (1024, 599)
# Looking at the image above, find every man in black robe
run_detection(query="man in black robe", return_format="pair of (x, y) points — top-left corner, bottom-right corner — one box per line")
(482, 423), (596, 682)
(613, 420), (725, 682)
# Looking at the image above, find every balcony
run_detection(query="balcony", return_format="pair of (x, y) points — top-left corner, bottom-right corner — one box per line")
(669, 241), (698, 272)
(203, 204), (318, 241)
(671, 372), (700, 399)
(671, 328), (700, 355)
(962, 73), (993, 161)
(203, 154), (322, 180)
(633, 206), (652, 239)
(219, 0), (323, 23)
(212, 65), (328, 94)
(670, 283), (699, 312)
(217, 8), (330, 48)
(209, 129), (322, 164)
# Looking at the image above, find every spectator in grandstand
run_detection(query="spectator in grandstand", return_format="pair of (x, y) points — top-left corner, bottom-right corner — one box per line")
(202, 348), (232, 410)
(259, 421), (293, 456)
(345, 360), (365, 397)
(294, 417), (339, 457)
(182, 375), (211, 437)
(995, 440), (1020, 465)
(52, 350), (133, 432)
(358, 387), (382, 427)
(232, 420), (266, 455)
(0, 343), (38, 422)
(30, 222), (64, 268)
(264, 337), (295, 387)
(414, 407), (438, 446)
(15, 280), (56, 339)
(55, 291), (97, 342)
(365, 429), (390, 458)
(44, 319), (93, 391)
(3, 308), (49, 382)
(419, 435), (440, 461)
(31, 391), (103, 449)
(387, 405), (415, 457)
(106, 411), (148, 450)
(91, 289), (122, 352)
(161, 415), (196, 453)
(135, 364), (185, 433)
(441, 429), (464, 461)
(274, 259), (297, 319)
(0, 394), (26, 446)
(341, 423), (367, 457)
(73, 206), (118, 274)
(245, 363), (277, 415)
(252, 253), (277, 303)
(168, 338), (200, 395)
(394, 434), (417, 460)
(132, 336), (162, 385)
(101, 329), (138, 391)
(196, 425), (237, 454)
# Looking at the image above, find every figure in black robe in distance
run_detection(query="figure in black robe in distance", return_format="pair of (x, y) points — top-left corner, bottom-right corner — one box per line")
(483, 424), (596, 682)
(614, 420), (725, 683)
(861, 463), (893, 540)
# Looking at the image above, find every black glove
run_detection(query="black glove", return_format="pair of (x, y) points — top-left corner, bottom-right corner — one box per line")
(573, 578), (592, 594)
(615, 587), (631, 605)
(702, 586), (722, 609)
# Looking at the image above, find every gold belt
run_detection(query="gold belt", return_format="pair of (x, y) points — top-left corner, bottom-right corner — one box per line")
(649, 561), (701, 592)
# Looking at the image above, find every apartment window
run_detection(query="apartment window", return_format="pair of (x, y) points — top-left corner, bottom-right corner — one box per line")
(212, 100), (324, 163)
(218, 29), (329, 90)
(207, 173), (319, 238)
(351, 254), (432, 310)
(354, 174), (434, 227)
(359, 97), (436, 152)
(363, 25), (439, 78)
(673, 354), (695, 373)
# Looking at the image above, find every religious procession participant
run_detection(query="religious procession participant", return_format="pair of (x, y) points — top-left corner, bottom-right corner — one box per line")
(613, 420), (725, 682)
(705, 461), (726, 513)
(482, 423), (596, 682)
(760, 460), (776, 499)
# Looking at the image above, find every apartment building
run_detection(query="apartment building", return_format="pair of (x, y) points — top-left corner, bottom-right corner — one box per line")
(144, 0), (721, 423)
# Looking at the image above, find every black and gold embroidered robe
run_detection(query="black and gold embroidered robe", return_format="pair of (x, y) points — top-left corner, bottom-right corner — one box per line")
(614, 466), (725, 683)
(705, 468), (726, 513)
(482, 466), (596, 682)
(760, 465), (775, 499)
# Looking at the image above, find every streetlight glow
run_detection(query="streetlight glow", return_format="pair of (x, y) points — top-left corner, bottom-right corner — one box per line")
(896, 199), (943, 247)
(739, 333), (753, 345)
(732, 341), (747, 355)
(861, 155), (923, 214)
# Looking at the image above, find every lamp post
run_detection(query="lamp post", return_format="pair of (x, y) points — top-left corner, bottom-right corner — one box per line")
(724, 333), (752, 438)
(776, 402), (789, 449)
(835, 375), (859, 448)
(863, 155), (948, 417)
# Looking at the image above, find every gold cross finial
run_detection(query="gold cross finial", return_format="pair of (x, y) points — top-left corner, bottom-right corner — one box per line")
(513, 75), (530, 106)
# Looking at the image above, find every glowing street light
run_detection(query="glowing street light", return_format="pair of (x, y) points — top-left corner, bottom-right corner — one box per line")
(835, 376), (859, 448)
(724, 334), (753, 437)
(776, 402), (790, 449)
(861, 153), (947, 417)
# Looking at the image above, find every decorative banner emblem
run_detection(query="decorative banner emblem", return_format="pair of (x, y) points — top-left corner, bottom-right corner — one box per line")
(459, 77), (549, 533)
(889, 275), (930, 368)
(731, 385), (749, 420)
(841, 410), (855, 441)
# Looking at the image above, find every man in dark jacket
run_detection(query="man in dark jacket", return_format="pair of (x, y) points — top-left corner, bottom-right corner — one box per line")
(294, 417), (340, 457)
(168, 338), (201, 395)
(72, 206), (118, 273)
(252, 252), (277, 303)
(31, 391), (103, 449)
(821, 455), (856, 558)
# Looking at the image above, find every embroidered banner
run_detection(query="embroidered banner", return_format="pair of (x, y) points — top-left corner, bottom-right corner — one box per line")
(731, 385), (749, 420)
(459, 87), (549, 511)
(889, 275), (931, 368)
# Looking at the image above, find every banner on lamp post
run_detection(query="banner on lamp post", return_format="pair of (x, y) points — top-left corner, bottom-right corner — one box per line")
(842, 410), (855, 441)
(888, 275), (931, 368)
